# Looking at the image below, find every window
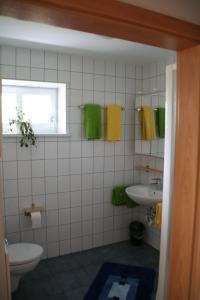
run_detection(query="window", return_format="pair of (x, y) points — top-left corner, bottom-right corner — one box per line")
(2, 80), (67, 135)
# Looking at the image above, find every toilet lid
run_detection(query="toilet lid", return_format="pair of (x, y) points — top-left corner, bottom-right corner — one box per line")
(8, 243), (43, 266)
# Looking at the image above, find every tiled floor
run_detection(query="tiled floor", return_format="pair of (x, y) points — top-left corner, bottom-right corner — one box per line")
(12, 241), (159, 300)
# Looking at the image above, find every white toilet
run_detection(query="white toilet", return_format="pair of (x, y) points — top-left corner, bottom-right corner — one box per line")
(8, 243), (43, 292)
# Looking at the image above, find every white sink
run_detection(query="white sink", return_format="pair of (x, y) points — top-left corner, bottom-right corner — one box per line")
(125, 185), (162, 206)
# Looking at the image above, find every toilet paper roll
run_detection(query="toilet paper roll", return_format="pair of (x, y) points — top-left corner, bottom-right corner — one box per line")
(31, 211), (42, 229)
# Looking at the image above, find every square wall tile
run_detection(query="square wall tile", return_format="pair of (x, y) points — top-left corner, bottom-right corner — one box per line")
(2, 143), (17, 161)
(45, 142), (57, 159)
(71, 238), (82, 253)
(17, 144), (31, 160)
(94, 59), (105, 75)
(47, 227), (59, 243)
(82, 174), (93, 190)
(116, 63), (125, 77)
(82, 220), (92, 235)
(93, 173), (103, 189)
(105, 61), (115, 76)
(83, 57), (94, 73)
(71, 207), (82, 223)
(70, 142), (82, 158)
(58, 176), (70, 193)
(71, 221), (82, 237)
(71, 55), (82, 72)
(58, 142), (69, 158)
(46, 177), (58, 194)
(70, 89), (82, 107)
(93, 233), (103, 247)
(16, 48), (30, 67)
(31, 142), (44, 160)
(58, 192), (70, 209)
(32, 178), (45, 195)
(71, 158), (82, 174)
(71, 175), (81, 191)
(4, 197), (19, 216)
(59, 208), (70, 225)
(82, 157), (93, 174)
(71, 72), (82, 89)
(1, 46), (15, 65)
(71, 191), (82, 207)
(46, 193), (58, 210)
(82, 190), (93, 206)
(18, 179), (31, 197)
(3, 162), (17, 179)
(59, 240), (71, 255)
(46, 210), (59, 226)
(17, 161), (31, 178)
(31, 68), (44, 81)
(83, 73), (93, 90)
(45, 51), (57, 69)
(6, 215), (19, 233)
(82, 141), (93, 157)
(58, 53), (70, 71)
(45, 159), (58, 177)
(82, 235), (93, 250)
(16, 67), (30, 80)
(59, 225), (70, 241)
(31, 49), (44, 68)
(94, 75), (104, 91)
(82, 205), (92, 221)
(93, 157), (104, 173)
(44, 69), (57, 82)
(1, 65), (15, 79)
(58, 159), (69, 176)
(32, 160), (45, 177)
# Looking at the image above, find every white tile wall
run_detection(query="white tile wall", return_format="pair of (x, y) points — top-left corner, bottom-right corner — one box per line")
(0, 45), (175, 255)
(0, 45), (139, 258)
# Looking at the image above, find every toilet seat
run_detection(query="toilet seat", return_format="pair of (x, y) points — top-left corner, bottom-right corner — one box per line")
(8, 243), (43, 266)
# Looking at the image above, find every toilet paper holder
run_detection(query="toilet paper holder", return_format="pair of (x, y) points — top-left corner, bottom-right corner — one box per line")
(24, 204), (43, 216)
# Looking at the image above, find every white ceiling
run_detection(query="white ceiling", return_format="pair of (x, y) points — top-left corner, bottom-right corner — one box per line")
(0, 17), (175, 63)
(119, 0), (200, 25)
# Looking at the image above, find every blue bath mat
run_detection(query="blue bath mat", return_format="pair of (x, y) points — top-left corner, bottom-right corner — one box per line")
(83, 262), (155, 300)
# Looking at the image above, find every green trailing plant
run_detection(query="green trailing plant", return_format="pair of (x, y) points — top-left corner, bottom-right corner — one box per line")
(9, 109), (37, 147)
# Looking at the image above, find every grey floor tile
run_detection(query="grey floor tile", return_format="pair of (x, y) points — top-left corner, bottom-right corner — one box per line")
(46, 255), (81, 274)
(65, 286), (88, 300)
(12, 241), (159, 300)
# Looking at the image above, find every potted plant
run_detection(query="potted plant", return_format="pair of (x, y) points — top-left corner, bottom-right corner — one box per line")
(9, 108), (36, 147)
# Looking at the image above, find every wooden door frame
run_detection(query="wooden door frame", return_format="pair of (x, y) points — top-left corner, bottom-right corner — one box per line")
(0, 1), (200, 299)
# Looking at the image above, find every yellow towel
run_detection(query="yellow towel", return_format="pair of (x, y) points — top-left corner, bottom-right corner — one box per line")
(106, 104), (122, 141)
(155, 202), (162, 228)
(139, 106), (156, 140)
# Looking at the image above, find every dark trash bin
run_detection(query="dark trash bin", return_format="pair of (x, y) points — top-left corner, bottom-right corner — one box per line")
(129, 221), (145, 246)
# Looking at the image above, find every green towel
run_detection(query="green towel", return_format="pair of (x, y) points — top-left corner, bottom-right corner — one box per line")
(156, 107), (165, 138)
(84, 104), (102, 140)
(126, 197), (138, 208)
(112, 186), (138, 208)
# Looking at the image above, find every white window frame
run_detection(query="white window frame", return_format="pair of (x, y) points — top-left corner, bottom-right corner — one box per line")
(1, 79), (70, 136)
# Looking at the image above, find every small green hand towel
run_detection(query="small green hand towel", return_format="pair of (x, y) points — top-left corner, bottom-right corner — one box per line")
(84, 104), (102, 140)
(156, 107), (165, 138)
(112, 186), (138, 208)
(112, 186), (127, 206)
(126, 196), (138, 208)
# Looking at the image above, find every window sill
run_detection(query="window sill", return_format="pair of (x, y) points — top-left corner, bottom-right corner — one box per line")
(3, 133), (71, 138)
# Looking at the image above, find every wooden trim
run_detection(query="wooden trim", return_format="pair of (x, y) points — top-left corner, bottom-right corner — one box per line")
(189, 47), (200, 299)
(0, 0), (200, 50)
(168, 45), (200, 300)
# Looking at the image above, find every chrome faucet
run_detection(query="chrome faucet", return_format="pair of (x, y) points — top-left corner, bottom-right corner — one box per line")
(150, 178), (163, 190)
